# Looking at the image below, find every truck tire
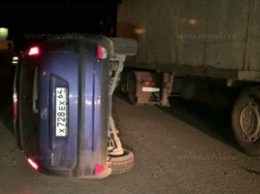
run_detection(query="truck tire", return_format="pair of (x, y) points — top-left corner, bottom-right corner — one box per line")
(127, 73), (137, 105)
(232, 86), (260, 156)
(110, 38), (137, 56)
(110, 149), (134, 174)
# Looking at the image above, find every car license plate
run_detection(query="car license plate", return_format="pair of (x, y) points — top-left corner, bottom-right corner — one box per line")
(55, 87), (68, 137)
(142, 87), (160, 92)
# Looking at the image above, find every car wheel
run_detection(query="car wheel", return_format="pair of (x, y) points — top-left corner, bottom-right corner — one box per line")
(110, 149), (134, 174)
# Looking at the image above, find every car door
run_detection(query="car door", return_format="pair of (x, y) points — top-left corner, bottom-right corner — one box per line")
(19, 56), (39, 157)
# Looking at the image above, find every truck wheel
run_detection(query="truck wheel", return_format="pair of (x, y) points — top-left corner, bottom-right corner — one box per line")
(127, 73), (137, 105)
(232, 87), (260, 156)
(110, 149), (134, 174)
(110, 38), (137, 56)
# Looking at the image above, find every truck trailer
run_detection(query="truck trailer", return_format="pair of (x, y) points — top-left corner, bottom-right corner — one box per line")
(116, 0), (260, 156)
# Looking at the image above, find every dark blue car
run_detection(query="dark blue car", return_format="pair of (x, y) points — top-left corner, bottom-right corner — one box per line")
(13, 34), (138, 178)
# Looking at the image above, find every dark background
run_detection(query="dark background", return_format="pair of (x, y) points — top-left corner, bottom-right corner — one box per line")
(0, 1), (121, 51)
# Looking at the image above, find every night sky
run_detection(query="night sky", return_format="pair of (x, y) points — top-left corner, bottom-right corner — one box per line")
(0, 1), (119, 50)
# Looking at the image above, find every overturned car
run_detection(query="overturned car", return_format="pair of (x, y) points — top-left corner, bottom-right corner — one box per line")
(13, 34), (137, 178)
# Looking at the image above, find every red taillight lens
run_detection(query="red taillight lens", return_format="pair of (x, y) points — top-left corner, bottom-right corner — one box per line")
(27, 158), (39, 170)
(13, 93), (17, 119)
(97, 45), (107, 60)
(95, 164), (105, 175)
(142, 80), (155, 86)
(28, 46), (40, 56)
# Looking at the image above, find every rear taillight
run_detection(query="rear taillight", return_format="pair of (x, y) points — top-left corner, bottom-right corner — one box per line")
(142, 80), (155, 87)
(28, 46), (40, 56)
(13, 93), (18, 119)
(95, 164), (105, 175)
(27, 158), (39, 170)
(97, 45), (107, 60)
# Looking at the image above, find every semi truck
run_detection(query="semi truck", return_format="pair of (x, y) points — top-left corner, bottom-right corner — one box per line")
(115, 0), (260, 156)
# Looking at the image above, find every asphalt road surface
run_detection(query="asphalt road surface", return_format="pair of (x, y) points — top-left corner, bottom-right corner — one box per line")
(0, 95), (260, 194)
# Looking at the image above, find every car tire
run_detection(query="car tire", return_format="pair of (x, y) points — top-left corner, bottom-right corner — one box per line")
(110, 149), (134, 174)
